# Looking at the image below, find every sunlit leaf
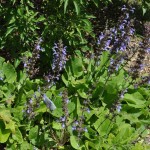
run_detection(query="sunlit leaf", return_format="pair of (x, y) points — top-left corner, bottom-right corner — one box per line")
(70, 136), (80, 149)
(64, 0), (69, 13)
(73, 0), (80, 15)
(3, 62), (17, 83)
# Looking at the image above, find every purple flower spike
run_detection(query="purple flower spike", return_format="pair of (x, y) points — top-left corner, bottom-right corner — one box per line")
(29, 99), (33, 104)
(84, 128), (88, 132)
(116, 104), (122, 113)
(86, 108), (90, 113)
(52, 40), (67, 73)
(62, 123), (65, 128)
(146, 48), (150, 53)
(72, 126), (76, 131)
(98, 32), (105, 44)
(60, 116), (66, 122)
(119, 24), (124, 30)
(75, 121), (79, 125)
(130, 7), (135, 13)
(24, 63), (27, 68)
(121, 5), (127, 11)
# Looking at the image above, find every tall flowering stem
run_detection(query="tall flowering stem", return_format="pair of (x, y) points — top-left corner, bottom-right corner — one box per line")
(129, 22), (150, 86)
(23, 92), (41, 120)
(96, 5), (135, 75)
(44, 39), (67, 85)
(71, 94), (91, 138)
(52, 39), (67, 73)
(97, 5), (135, 53)
(53, 90), (70, 146)
(23, 38), (43, 78)
(59, 90), (69, 129)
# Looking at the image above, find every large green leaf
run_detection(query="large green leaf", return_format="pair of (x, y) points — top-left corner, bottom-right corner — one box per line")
(0, 109), (12, 123)
(115, 124), (134, 144)
(71, 57), (83, 78)
(12, 106), (24, 121)
(70, 135), (80, 149)
(73, 0), (80, 15)
(0, 109), (15, 133)
(52, 121), (62, 130)
(64, 0), (69, 13)
(124, 92), (146, 108)
(0, 57), (5, 68)
(68, 102), (75, 114)
(77, 89), (88, 99)
(0, 120), (11, 143)
(3, 62), (17, 83)
(29, 125), (39, 145)
(97, 51), (109, 71)
(12, 127), (23, 144)
(20, 141), (32, 150)
(62, 74), (68, 86)
(52, 108), (63, 118)
(94, 117), (112, 136)
(5, 26), (16, 37)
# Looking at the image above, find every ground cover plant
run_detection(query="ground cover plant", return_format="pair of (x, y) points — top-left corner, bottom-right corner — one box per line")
(0, 0), (150, 150)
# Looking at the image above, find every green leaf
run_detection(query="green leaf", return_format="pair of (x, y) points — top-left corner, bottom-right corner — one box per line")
(73, 0), (80, 15)
(5, 120), (15, 133)
(29, 125), (39, 145)
(35, 103), (47, 113)
(0, 90), (3, 98)
(76, 27), (84, 42)
(93, 0), (99, 7)
(92, 78), (105, 99)
(94, 117), (112, 136)
(115, 124), (134, 144)
(64, 0), (69, 14)
(106, 82), (117, 94)
(68, 102), (75, 114)
(72, 78), (86, 85)
(0, 109), (12, 123)
(124, 92), (146, 108)
(3, 62), (17, 83)
(52, 108), (63, 117)
(5, 26), (16, 37)
(17, 7), (24, 16)
(0, 121), (11, 143)
(77, 89), (88, 99)
(85, 15), (96, 19)
(17, 71), (27, 89)
(14, 59), (21, 68)
(98, 51), (109, 70)
(62, 74), (68, 86)
(70, 136), (80, 149)
(131, 143), (148, 150)
(76, 97), (82, 116)
(71, 57), (83, 78)
(12, 106), (24, 121)
(0, 57), (5, 68)
(142, 6), (147, 15)
(52, 121), (62, 130)
(82, 19), (92, 31)
(12, 0), (17, 5)
(12, 127), (23, 144)
(20, 141), (31, 150)
(8, 16), (16, 25)
(0, 109), (16, 133)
